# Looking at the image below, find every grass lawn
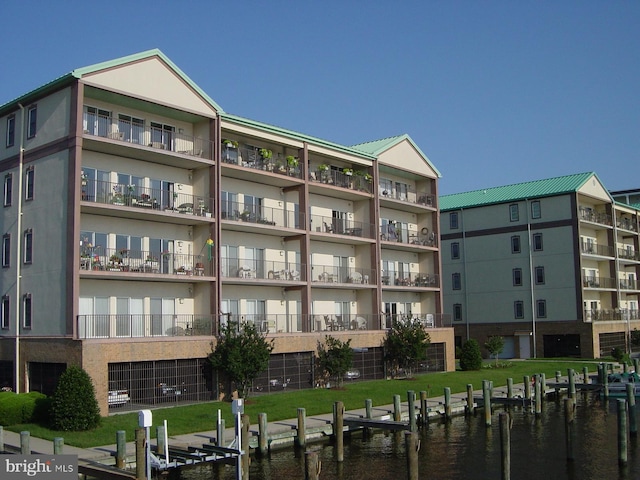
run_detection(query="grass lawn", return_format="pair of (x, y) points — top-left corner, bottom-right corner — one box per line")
(8, 359), (600, 448)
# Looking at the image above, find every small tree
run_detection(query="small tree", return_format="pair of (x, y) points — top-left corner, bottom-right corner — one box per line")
(316, 336), (353, 388)
(50, 365), (101, 431)
(459, 339), (483, 371)
(485, 336), (505, 365)
(383, 319), (431, 378)
(208, 320), (274, 399)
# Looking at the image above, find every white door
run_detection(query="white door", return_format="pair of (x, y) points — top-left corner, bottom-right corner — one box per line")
(518, 334), (531, 359)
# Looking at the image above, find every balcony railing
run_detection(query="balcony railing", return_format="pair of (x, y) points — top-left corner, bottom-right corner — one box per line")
(222, 200), (304, 229)
(618, 248), (640, 261)
(80, 247), (211, 276)
(381, 272), (440, 287)
(579, 207), (612, 226)
(582, 276), (617, 289)
(620, 279), (638, 290)
(580, 243), (615, 257)
(83, 112), (213, 159)
(221, 146), (303, 179)
(221, 257), (305, 281)
(584, 309), (640, 322)
(380, 313), (451, 329)
(617, 218), (638, 232)
(81, 179), (213, 217)
(78, 314), (215, 339)
(311, 265), (376, 284)
(309, 168), (373, 193)
(310, 214), (375, 239)
(380, 225), (437, 247)
(380, 187), (436, 208)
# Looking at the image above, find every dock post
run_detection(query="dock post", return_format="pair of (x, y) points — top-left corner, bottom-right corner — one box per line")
(419, 391), (429, 426)
(541, 373), (546, 393)
(603, 368), (609, 399)
(20, 431), (30, 454)
(53, 437), (64, 455)
(334, 401), (344, 462)
(365, 399), (373, 435)
(258, 412), (269, 455)
(507, 378), (513, 399)
(444, 387), (452, 421)
(634, 358), (639, 374)
(216, 411), (225, 447)
(116, 430), (126, 469)
(524, 375), (531, 400)
(564, 398), (575, 461)
(567, 368), (576, 398)
(466, 384), (474, 415)
(582, 366), (589, 384)
(241, 414), (250, 480)
(156, 425), (165, 459)
(624, 362), (629, 374)
(534, 375), (542, 415)
(305, 451), (321, 480)
(626, 384), (637, 436)
(617, 399), (628, 465)
(483, 380), (492, 427)
(405, 431), (419, 480)
(296, 408), (306, 449)
(499, 412), (510, 480)
(0, 426), (3, 452)
(393, 394), (402, 422)
(135, 427), (145, 480)
(407, 390), (417, 432)
(555, 370), (561, 396)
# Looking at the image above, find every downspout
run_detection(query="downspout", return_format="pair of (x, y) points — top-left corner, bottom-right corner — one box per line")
(460, 208), (469, 341)
(15, 103), (25, 393)
(525, 199), (537, 358)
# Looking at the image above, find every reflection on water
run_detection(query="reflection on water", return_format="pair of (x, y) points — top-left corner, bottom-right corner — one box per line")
(170, 394), (640, 480)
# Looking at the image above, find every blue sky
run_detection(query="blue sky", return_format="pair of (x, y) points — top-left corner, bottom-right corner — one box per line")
(2, 1), (638, 195)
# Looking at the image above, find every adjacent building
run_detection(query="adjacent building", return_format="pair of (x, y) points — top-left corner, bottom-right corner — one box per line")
(0, 49), (452, 414)
(440, 172), (640, 359)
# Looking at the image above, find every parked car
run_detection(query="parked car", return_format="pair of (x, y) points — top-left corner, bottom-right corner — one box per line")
(344, 369), (361, 380)
(159, 382), (186, 396)
(108, 385), (131, 406)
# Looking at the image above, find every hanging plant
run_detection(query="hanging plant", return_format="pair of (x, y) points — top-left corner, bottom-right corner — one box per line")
(222, 139), (238, 148)
(260, 148), (273, 159)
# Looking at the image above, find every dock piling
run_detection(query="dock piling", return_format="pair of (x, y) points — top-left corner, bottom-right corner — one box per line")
(466, 384), (474, 415)
(626, 384), (637, 436)
(53, 437), (64, 455)
(568, 368), (576, 398)
(407, 390), (417, 432)
(507, 378), (513, 399)
(419, 391), (429, 426)
(365, 399), (373, 435)
(296, 408), (306, 449)
(20, 431), (30, 455)
(483, 380), (492, 427)
(499, 412), (510, 480)
(393, 394), (401, 422)
(617, 399), (628, 465)
(444, 387), (452, 421)
(305, 451), (321, 480)
(334, 401), (344, 462)
(116, 430), (126, 469)
(564, 398), (575, 462)
(524, 376), (531, 400)
(405, 431), (419, 480)
(259, 412), (269, 455)
(135, 428), (145, 480)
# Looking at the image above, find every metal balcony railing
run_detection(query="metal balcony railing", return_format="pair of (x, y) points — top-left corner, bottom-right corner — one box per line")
(221, 200), (304, 229)
(381, 272), (440, 287)
(80, 247), (211, 276)
(617, 218), (638, 232)
(618, 248), (640, 261)
(220, 257), (305, 281)
(310, 214), (375, 239)
(83, 112), (213, 159)
(309, 167), (373, 193)
(380, 186), (436, 208)
(221, 146), (303, 179)
(584, 309), (640, 322)
(619, 279), (638, 290)
(582, 276), (617, 289)
(81, 179), (213, 217)
(77, 314), (215, 339)
(311, 265), (376, 284)
(380, 225), (437, 247)
(580, 243), (615, 257)
(579, 207), (613, 226)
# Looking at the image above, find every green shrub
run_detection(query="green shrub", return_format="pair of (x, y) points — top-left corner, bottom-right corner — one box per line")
(0, 391), (48, 425)
(50, 366), (101, 431)
(460, 339), (483, 371)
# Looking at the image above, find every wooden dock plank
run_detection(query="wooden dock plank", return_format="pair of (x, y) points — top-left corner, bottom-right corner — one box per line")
(343, 417), (410, 431)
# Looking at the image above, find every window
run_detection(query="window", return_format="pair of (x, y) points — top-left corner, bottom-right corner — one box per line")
(25, 167), (34, 201)
(1, 295), (9, 329)
(535, 266), (545, 285)
(536, 300), (547, 318)
(533, 233), (543, 251)
(452, 273), (461, 290)
(2, 234), (9, 268)
(511, 235), (521, 254)
(6, 115), (15, 147)
(23, 293), (32, 329)
(23, 229), (32, 264)
(514, 301), (524, 319)
(531, 200), (541, 219)
(27, 105), (37, 139)
(450, 212), (459, 229)
(509, 204), (519, 222)
(83, 106), (110, 136)
(118, 114), (144, 144)
(513, 268), (522, 286)
(3, 173), (11, 206)
(453, 303), (462, 322)
(451, 242), (460, 259)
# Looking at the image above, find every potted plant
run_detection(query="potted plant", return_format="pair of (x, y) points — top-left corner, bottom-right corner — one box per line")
(81, 171), (88, 186)
(363, 173), (373, 182)
(222, 139), (239, 148)
(286, 155), (299, 168)
(259, 148), (273, 160)
(318, 163), (330, 182)
(343, 168), (353, 176)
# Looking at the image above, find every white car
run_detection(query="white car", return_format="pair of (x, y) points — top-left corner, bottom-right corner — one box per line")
(108, 387), (131, 406)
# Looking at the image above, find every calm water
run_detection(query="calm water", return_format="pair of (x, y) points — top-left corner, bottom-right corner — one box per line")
(169, 394), (640, 480)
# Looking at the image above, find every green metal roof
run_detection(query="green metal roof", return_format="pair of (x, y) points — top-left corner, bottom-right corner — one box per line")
(352, 134), (442, 177)
(439, 172), (600, 211)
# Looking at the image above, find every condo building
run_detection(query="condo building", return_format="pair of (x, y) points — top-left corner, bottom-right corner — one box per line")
(0, 50), (452, 414)
(440, 172), (640, 359)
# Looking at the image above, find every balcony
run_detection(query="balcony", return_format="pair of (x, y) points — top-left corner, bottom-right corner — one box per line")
(582, 276), (616, 289)
(78, 314), (215, 339)
(380, 225), (437, 247)
(221, 257), (305, 282)
(619, 279), (638, 290)
(584, 309), (640, 322)
(380, 313), (451, 329)
(80, 247), (212, 277)
(579, 207), (612, 226)
(311, 265), (376, 285)
(222, 200), (304, 233)
(310, 214), (376, 241)
(81, 179), (213, 223)
(380, 186), (436, 210)
(617, 218), (638, 232)
(381, 272), (440, 288)
(221, 146), (303, 180)
(309, 167), (373, 194)
(580, 243), (614, 257)
(618, 248), (640, 261)
(83, 112), (214, 160)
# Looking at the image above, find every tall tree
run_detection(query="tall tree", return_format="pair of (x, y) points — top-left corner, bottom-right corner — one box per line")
(383, 319), (431, 378)
(316, 336), (353, 388)
(208, 321), (274, 399)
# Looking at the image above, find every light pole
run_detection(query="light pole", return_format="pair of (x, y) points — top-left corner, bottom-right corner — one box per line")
(14, 103), (25, 393)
